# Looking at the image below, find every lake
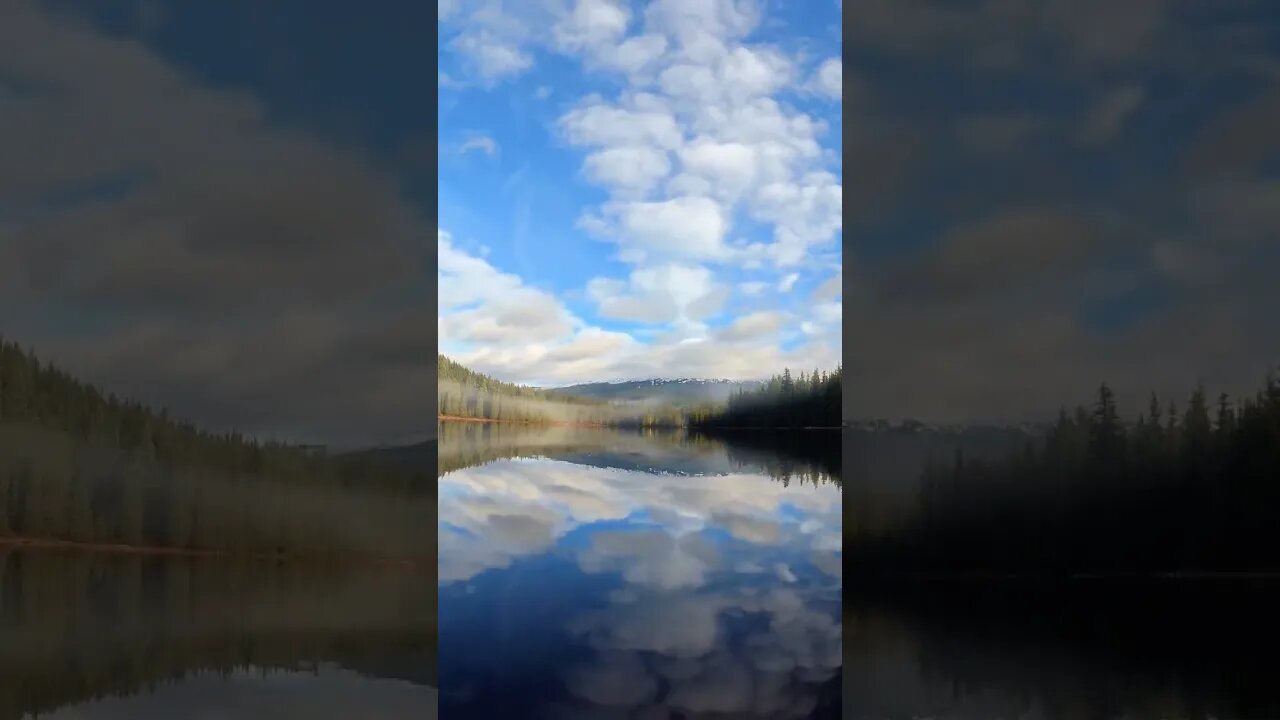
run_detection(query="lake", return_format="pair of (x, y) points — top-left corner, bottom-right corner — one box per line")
(0, 551), (437, 719)
(842, 427), (1280, 720)
(843, 578), (1280, 720)
(436, 421), (844, 719)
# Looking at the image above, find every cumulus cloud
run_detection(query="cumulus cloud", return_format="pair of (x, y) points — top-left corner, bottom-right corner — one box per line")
(452, 30), (534, 81)
(439, 0), (842, 383)
(812, 57), (842, 99)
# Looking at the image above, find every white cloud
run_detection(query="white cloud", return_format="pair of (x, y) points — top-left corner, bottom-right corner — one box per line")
(812, 57), (841, 100)
(439, 0), (842, 382)
(560, 95), (684, 150)
(452, 30), (533, 81)
(587, 263), (728, 324)
(643, 0), (764, 51)
(459, 134), (498, 156)
(676, 139), (759, 201)
(554, 0), (632, 53)
(811, 273), (841, 302)
(608, 195), (732, 262)
(716, 311), (786, 342)
(778, 272), (800, 292)
(751, 171), (843, 266)
(596, 33), (669, 75)
(582, 145), (672, 197)
(438, 230), (577, 347)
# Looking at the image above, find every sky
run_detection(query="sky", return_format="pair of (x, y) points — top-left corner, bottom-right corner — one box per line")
(836, 0), (1280, 423)
(0, 0), (434, 448)
(437, 0), (844, 387)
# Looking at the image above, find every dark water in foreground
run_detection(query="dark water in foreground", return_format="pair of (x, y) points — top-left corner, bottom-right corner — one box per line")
(437, 423), (843, 718)
(843, 579), (1280, 720)
(841, 427), (1280, 720)
(0, 551), (436, 719)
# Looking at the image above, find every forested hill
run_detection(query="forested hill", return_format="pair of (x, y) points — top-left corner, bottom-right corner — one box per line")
(850, 374), (1280, 574)
(0, 335), (432, 558)
(690, 366), (843, 429)
(438, 355), (599, 408)
(438, 355), (684, 426)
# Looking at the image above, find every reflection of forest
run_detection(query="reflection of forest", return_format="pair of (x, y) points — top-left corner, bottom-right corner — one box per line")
(845, 580), (1280, 719)
(438, 420), (842, 489)
(0, 551), (435, 720)
(696, 428), (841, 487)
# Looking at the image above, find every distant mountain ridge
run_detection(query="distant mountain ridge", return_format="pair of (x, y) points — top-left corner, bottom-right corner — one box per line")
(555, 378), (765, 406)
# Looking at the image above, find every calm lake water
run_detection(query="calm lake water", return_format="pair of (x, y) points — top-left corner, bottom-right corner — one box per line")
(841, 428), (1280, 720)
(436, 422), (843, 719)
(843, 579), (1280, 720)
(0, 551), (436, 719)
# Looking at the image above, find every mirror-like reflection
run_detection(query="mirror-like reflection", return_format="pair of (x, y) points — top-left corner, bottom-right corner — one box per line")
(842, 428), (1280, 720)
(844, 580), (1280, 720)
(437, 423), (842, 718)
(0, 551), (436, 720)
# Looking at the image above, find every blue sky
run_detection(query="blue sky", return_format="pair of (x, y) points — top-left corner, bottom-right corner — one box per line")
(438, 0), (843, 386)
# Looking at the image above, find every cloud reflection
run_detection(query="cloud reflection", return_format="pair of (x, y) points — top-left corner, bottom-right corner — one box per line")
(438, 456), (842, 717)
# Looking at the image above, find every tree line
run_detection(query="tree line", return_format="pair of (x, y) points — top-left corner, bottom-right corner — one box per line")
(690, 366), (842, 429)
(439, 355), (684, 427)
(0, 335), (432, 558)
(848, 372), (1280, 574)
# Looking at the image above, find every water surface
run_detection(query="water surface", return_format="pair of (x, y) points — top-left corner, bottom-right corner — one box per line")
(0, 551), (436, 719)
(437, 423), (843, 718)
(842, 428), (1280, 720)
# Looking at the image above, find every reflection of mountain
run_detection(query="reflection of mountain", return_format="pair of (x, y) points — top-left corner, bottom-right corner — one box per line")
(0, 551), (436, 720)
(845, 580), (1280, 719)
(437, 421), (841, 488)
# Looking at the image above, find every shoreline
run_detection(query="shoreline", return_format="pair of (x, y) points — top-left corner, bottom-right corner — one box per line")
(439, 415), (842, 431)
(438, 415), (619, 428)
(0, 536), (430, 569)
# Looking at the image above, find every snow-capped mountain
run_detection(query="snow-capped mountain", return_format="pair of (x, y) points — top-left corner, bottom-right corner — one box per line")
(554, 378), (765, 406)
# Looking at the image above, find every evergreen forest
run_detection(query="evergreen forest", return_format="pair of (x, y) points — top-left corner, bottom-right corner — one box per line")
(439, 355), (842, 430)
(848, 373), (1280, 574)
(690, 366), (843, 429)
(0, 336), (432, 559)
